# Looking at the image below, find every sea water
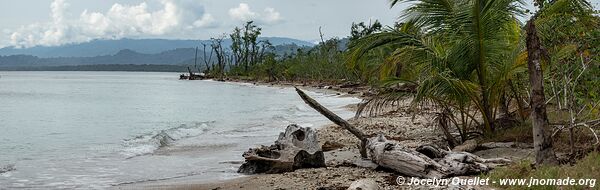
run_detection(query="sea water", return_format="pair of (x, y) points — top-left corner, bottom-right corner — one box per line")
(0, 72), (360, 189)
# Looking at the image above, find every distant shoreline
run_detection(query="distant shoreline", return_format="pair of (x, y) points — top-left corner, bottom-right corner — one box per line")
(0, 64), (188, 72)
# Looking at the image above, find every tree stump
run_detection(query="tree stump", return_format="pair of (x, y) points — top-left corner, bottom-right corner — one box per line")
(238, 124), (326, 174)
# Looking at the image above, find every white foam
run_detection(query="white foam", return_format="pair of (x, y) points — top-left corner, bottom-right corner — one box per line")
(121, 121), (215, 157)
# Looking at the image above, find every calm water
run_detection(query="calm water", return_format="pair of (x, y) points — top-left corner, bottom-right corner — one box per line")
(0, 72), (360, 189)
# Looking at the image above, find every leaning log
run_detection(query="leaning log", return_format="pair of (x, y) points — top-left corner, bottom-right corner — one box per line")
(238, 124), (325, 174)
(295, 87), (369, 158)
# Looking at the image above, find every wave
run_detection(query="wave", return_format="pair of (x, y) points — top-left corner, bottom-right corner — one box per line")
(121, 121), (215, 158)
(0, 164), (16, 174)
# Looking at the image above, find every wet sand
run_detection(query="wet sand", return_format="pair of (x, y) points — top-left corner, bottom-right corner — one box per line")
(115, 96), (448, 190)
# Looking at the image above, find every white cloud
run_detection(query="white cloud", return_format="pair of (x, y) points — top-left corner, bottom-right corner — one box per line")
(7, 0), (217, 48)
(193, 14), (218, 28)
(228, 3), (258, 22)
(228, 3), (282, 25)
(262, 7), (282, 24)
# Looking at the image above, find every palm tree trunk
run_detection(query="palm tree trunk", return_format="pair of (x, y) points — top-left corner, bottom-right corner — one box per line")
(526, 19), (558, 166)
(473, 0), (495, 134)
(509, 80), (527, 121)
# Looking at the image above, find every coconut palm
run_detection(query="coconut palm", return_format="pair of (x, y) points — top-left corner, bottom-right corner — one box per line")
(349, 0), (528, 139)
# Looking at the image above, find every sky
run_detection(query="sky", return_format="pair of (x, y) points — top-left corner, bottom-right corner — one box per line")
(0, 0), (597, 48)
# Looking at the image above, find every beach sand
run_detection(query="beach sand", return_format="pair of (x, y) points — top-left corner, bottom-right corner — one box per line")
(115, 95), (450, 190)
(115, 82), (531, 190)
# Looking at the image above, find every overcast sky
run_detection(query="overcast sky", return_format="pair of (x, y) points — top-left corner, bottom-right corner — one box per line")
(0, 0), (597, 48)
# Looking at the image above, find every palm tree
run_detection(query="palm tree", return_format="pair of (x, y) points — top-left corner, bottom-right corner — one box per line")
(349, 0), (526, 140)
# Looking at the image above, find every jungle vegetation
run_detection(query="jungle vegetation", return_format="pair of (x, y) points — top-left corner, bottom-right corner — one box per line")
(201, 0), (599, 165)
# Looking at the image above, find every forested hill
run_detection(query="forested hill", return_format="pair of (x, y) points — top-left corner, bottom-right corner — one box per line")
(0, 37), (315, 58)
(0, 48), (199, 67)
(0, 39), (315, 70)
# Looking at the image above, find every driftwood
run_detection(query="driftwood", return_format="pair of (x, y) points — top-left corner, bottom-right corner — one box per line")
(452, 140), (533, 152)
(295, 87), (369, 158)
(179, 67), (206, 80)
(238, 124), (325, 174)
(295, 88), (512, 178)
(368, 135), (511, 178)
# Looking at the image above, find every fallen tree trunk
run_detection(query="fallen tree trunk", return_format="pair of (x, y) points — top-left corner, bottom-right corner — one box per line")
(367, 135), (511, 178)
(238, 124), (325, 174)
(453, 140), (533, 152)
(295, 87), (369, 158)
(295, 88), (511, 178)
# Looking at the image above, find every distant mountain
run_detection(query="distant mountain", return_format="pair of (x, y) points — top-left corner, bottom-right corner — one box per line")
(0, 48), (200, 67)
(0, 37), (314, 58)
(0, 42), (312, 70)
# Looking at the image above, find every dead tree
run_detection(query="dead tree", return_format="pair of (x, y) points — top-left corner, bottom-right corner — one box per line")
(202, 43), (213, 74)
(526, 19), (558, 166)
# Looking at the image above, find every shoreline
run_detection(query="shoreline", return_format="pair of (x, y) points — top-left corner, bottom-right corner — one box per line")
(114, 80), (369, 190)
(115, 79), (535, 190)
(221, 77), (374, 98)
(115, 79), (444, 190)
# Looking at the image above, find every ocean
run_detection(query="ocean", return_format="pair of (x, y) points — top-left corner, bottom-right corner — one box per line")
(0, 71), (360, 189)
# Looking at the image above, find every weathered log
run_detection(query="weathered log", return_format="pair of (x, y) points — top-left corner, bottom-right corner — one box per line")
(238, 124), (325, 174)
(453, 140), (534, 153)
(367, 135), (447, 178)
(478, 142), (533, 150)
(294, 89), (511, 177)
(452, 139), (478, 152)
(367, 135), (511, 178)
(295, 87), (369, 158)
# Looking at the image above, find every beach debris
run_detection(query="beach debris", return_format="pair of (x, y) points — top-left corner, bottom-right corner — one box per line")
(452, 140), (534, 153)
(179, 66), (206, 80)
(348, 178), (379, 190)
(295, 87), (512, 178)
(238, 124), (326, 174)
(0, 164), (16, 174)
(367, 135), (512, 178)
(322, 141), (345, 152)
(452, 139), (478, 152)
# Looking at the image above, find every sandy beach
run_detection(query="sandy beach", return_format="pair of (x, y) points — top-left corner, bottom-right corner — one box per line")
(114, 86), (453, 190)
(113, 80), (538, 190)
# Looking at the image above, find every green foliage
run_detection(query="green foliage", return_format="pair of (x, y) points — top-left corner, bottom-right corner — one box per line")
(346, 0), (599, 142)
(199, 20), (359, 83)
(487, 152), (600, 190)
(349, 20), (383, 42)
(536, 0), (600, 123)
(348, 0), (529, 139)
(278, 40), (357, 82)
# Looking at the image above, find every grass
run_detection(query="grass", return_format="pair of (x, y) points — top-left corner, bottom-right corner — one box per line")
(483, 122), (534, 144)
(486, 152), (600, 190)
